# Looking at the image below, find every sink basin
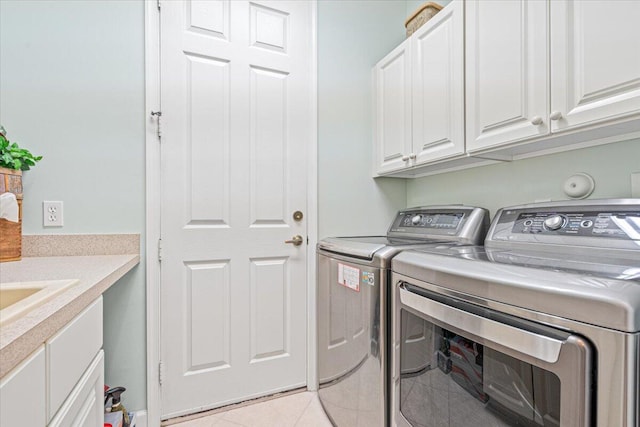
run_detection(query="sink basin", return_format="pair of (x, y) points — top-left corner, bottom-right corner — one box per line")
(0, 280), (79, 326)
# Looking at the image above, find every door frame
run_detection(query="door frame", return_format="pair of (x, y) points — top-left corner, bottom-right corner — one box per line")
(144, 1), (318, 425)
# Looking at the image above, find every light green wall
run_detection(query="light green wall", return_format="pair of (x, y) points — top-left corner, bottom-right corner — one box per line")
(318, 0), (408, 238)
(406, 0), (451, 19)
(407, 139), (640, 217)
(0, 0), (147, 411)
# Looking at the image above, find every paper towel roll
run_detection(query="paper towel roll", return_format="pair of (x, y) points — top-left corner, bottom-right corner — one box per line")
(0, 192), (19, 222)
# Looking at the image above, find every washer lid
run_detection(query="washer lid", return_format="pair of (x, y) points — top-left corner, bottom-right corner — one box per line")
(318, 236), (437, 260)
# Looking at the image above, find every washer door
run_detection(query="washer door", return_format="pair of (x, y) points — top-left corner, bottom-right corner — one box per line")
(317, 253), (385, 427)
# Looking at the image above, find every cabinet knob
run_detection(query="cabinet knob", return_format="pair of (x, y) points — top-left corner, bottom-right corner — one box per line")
(550, 111), (563, 121)
(531, 116), (543, 126)
(401, 155), (410, 161)
(409, 153), (417, 160)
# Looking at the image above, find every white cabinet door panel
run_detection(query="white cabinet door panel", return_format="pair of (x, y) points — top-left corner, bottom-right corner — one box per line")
(550, 0), (640, 132)
(47, 297), (103, 422)
(374, 39), (412, 174)
(466, 0), (549, 151)
(48, 351), (104, 427)
(0, 346), (46, 427)
(412, 0), (464, 164)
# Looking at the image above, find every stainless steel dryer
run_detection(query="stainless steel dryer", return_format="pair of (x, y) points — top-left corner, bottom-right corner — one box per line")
(391, 199), (640, 427)
(317, 206), (490, 427)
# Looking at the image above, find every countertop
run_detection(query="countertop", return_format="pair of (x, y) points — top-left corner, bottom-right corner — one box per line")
(0, 253), (139, 379)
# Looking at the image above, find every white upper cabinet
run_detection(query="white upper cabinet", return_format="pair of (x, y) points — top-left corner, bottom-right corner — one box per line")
(373, 38), (412, 174)
(373, 0), (639, 176)
(465, 0), (549, 151)
(374, 0), (465, 176)
(550, 0), (640, 132)
(412, 0), (465, 165)
(466, 0), (640, 153)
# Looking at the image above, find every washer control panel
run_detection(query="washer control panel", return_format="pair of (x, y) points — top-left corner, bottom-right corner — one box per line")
(388, 206), (489, 244)
(512, 210), (640, 239)
(394, 211), (465, 231)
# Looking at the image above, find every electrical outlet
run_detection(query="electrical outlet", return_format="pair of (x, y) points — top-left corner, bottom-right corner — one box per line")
(43, 201), (64, 227)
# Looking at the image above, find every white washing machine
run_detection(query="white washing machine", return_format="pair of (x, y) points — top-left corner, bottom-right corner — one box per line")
(317, 206), (491, 427)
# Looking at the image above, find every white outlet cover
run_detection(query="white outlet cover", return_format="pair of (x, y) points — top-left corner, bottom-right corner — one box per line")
(43, 201), (64, 227)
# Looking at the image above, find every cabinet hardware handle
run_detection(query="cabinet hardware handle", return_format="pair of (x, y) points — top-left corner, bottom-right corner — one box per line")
(409, 153), (417, 160)
(401, 155), (410, 161)
(531, 116), (543, 125)
(549, 111), (563, 121)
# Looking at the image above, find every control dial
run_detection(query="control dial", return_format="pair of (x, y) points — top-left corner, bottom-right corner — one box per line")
(543, 214), (567, 231)
(411, 214), (423, 225)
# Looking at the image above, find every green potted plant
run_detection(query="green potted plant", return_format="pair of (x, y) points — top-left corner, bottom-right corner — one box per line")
(0, 126), (42, 262)
(0, 126), (42, 171)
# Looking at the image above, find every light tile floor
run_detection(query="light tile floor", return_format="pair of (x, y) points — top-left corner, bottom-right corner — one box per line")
(170, 391), (333, 427)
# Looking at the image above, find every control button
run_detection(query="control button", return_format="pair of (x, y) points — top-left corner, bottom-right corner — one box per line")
(411, 214), (422, 225)
(543, 215), (567, 231)
(523, 219), (533, 227)
(581, 220), (593, 228)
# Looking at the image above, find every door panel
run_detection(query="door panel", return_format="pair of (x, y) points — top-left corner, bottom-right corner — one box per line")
(160, 0), (311, 418)
(465, 0), (549, 152)
(550, 0), (640, 132)
(184, 261), (230, 372)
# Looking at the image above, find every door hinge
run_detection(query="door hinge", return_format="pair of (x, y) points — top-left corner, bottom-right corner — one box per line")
(151, 111), (162, 140)
(159, 361), (164, 386)
(157, 238), (163, 262)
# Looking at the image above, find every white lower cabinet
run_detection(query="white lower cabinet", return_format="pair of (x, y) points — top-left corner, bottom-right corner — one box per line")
(0, 297), (104, 427)
(0, 346), (46, 426)
(48, 351), (104, 427)
(47, 297), (103, 422)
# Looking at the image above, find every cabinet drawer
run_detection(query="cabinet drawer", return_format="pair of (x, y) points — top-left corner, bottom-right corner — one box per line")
(49, 350), (105, 427)
(47, 297), (103, 422)
(0, 346), (46, 427)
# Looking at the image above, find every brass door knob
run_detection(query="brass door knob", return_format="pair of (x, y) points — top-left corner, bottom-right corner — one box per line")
(285, 235), (304, 246)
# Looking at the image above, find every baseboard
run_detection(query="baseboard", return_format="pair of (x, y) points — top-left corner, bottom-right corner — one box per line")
(132, 410), (148, 427)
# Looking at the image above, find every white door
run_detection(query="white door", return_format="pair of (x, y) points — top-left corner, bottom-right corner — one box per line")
(373, 39), (413, 175)
(411, 0), (464, 165)
(159, 0), (313, 419)
(550, 0), (640, 132)
(465, 0), (549, 152)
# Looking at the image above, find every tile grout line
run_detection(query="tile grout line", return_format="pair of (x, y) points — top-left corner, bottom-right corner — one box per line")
(292, 392), (317, 426)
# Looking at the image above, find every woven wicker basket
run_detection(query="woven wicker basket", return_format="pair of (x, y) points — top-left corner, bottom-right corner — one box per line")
(405, 2), (444, 37)
(0, 166), (23, 262)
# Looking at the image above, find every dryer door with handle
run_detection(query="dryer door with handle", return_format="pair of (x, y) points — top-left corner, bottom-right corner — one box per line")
(393, 282), (593, 427)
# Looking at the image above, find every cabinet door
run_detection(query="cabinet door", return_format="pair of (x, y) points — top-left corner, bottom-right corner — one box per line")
(550, 0), (640, 132)
(412, 0), (464, 164)
(465, 0), (549, 152)
(49, 351), (104, 427)
(373, 38), (412, 174)
(47, 297), (103, 422)
(0, 346), (46, 427)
